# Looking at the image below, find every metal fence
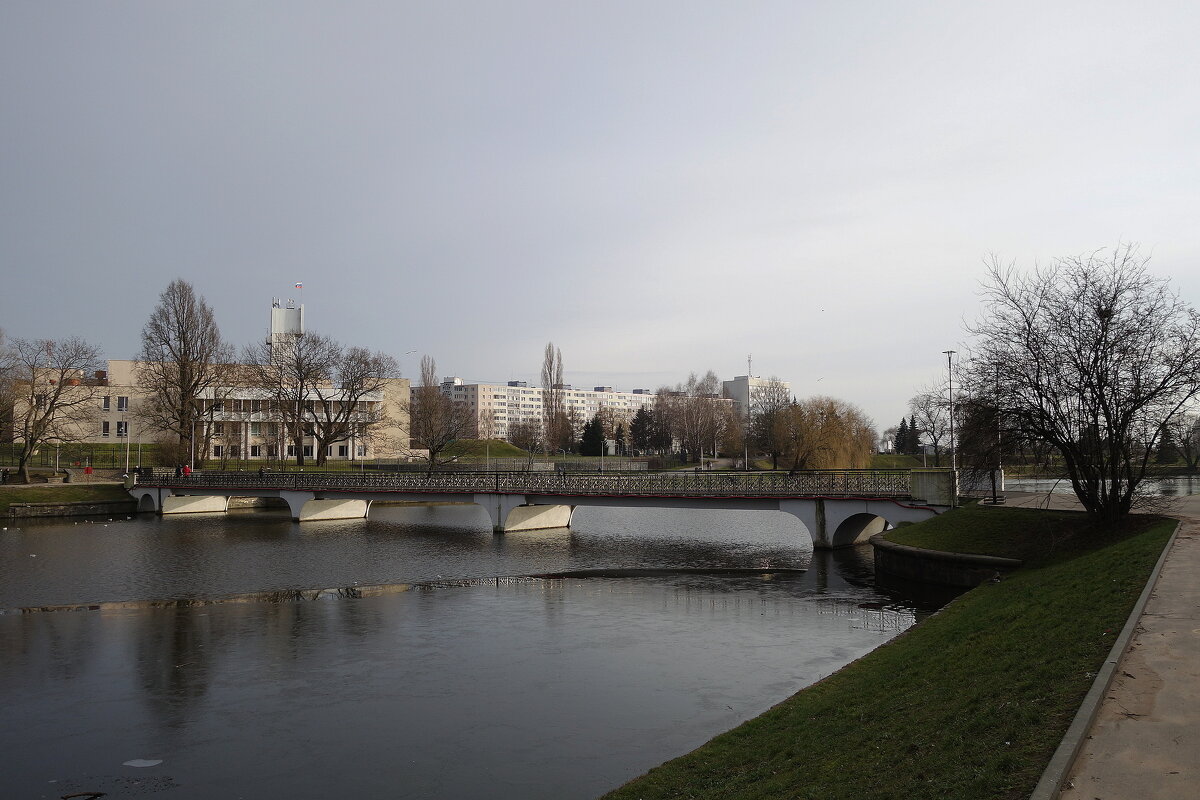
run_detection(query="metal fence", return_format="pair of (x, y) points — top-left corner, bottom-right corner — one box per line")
(0, 443), (163, 470)
(134, 469), (913, 498)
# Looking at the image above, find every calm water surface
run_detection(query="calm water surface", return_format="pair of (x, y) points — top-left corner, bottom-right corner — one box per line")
(1005, 475), (1200, 496)
(1, 505), (927, 799)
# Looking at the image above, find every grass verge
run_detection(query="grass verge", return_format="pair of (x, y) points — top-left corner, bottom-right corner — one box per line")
(602, 507), (1174, 800)
(0, 484), (133, 515)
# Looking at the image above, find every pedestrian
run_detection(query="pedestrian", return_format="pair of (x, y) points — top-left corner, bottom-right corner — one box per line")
(258, 466), (265, 478)
(175, 464), (182, 478)
(182, 464), (191, 477)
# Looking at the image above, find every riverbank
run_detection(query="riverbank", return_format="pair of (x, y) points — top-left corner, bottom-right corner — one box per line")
(603, 505), (1175, 800)
(0, 483), (133, 516)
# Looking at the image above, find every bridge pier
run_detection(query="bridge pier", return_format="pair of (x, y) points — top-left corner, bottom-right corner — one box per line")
(475, 494), (575, 533)
(161, 494), (230, 515)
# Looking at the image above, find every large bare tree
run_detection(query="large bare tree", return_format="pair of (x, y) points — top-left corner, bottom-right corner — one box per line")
(668, 371), (724, 463)
(749, 377), (792, 469)
(243, 331), (340, 467)
(137, 280), (233, 464)
(307, 346), (399, 465)
(965, 245), (1200, 525)
(407, 355), (471, 474)
(6, 337), (105, 482)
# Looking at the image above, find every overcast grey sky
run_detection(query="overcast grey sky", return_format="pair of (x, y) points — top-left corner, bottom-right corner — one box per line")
(3, 1), (1198, 430)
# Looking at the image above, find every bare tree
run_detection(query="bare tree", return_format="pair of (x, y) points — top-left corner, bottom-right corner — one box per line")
(242, 332), (341, 467)
(6, 337), (105, 482)
(137, 280), (234, 464)
(749, 377), (792, 469)
(665, 371), (724, 463)
(540, 342), (570, 452)
(307, 346), (399, 465)
(0, 328), (14, 446)
(1166, 411), (1200, 471)
(965, 245), (1200, 525)
(407, 355), (471, 475)
(507, 417), (543, 470)
(908, 385), (951, 467)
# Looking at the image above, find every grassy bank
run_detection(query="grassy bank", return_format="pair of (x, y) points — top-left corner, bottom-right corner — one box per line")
(0, 484), (133, 515)
(603, 506), (1174, 800)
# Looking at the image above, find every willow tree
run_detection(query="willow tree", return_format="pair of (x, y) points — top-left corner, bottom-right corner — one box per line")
(965, 245), (1200, 526)
(783, 396), (875, 472)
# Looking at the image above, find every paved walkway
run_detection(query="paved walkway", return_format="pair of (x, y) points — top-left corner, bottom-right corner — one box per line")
(1005, 492), (1200, 799)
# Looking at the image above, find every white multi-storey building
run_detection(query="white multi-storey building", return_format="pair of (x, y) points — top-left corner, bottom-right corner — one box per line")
(437, 378), (658, 440)
(722, 375), (792, 417)
(71, 301), (409, 463)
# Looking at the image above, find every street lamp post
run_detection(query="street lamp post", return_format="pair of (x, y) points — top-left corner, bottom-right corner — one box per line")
(943, 348), (957, 472)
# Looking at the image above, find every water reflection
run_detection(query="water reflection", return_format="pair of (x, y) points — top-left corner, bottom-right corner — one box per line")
(0, 505), (929, 799)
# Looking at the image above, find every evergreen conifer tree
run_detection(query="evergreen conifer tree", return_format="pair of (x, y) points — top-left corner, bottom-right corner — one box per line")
(580, 414), (606, 456)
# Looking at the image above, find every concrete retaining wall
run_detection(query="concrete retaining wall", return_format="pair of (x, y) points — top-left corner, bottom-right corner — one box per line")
(870, 533), (1023, 589)
(8, 500), (140, 518)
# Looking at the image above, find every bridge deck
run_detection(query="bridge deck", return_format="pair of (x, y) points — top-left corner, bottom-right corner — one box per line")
(133, 469), (915, 499)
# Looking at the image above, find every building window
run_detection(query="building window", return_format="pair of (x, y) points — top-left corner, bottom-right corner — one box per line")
(251, 399), (261, 413)
(117, 396), (128, 412)
(338, 445), (348, 457)
(101, 421), (110, 437)
(286, 444), (296, 457)
(250, 445), (261, 457)
(102, 396), (111, 411)
(356, 444), (367, 457)
(250, 422), (261, 436)
(213, 422), (224, 436)
(213, 445), (223, 458)
(229, 445), (239, 458)
(303, 445), (313, 457)
(116, 421), (127, 438)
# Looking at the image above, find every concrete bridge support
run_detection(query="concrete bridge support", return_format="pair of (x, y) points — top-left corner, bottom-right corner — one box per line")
(474, 494), (575, 533)
(278, 491), (370, 522)
(161, 494), (230, 515)
(779, 498), (939, 549)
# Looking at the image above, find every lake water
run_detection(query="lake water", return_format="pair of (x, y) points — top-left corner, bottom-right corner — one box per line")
(1004, 475), (1200, 496)
(1, 504), (928, 799)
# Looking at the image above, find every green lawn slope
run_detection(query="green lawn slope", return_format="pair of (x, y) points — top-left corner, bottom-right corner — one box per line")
(603, 506), (1173, 800)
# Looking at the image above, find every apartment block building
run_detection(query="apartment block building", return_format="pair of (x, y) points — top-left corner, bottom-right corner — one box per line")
(436, 378), (659, 440)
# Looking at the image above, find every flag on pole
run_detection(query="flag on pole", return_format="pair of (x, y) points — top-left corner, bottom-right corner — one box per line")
(294, 282), (304, 289)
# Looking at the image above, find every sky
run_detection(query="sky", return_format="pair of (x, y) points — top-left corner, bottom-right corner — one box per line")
(3, 1), (1199, 431)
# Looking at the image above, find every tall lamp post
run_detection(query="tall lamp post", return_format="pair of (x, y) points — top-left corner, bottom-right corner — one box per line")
(943, 350), (957, 472)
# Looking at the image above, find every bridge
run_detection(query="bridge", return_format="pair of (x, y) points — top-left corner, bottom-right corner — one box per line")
(127, 468), (957, 550)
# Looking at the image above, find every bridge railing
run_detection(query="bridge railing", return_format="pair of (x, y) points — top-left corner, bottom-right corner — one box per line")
(134, 469), (913, 498)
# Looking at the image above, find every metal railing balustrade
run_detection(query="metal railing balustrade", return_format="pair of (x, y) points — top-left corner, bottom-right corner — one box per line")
(134, 469), (913, 498)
